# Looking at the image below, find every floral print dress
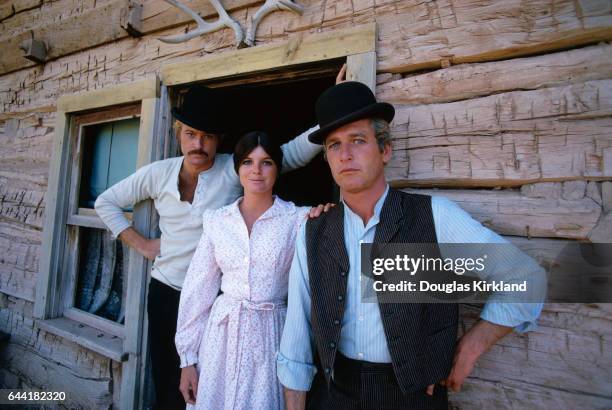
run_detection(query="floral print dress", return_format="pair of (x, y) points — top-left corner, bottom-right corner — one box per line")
(175, 197), (309, 410)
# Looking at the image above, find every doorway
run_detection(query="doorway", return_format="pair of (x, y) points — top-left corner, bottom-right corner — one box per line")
(172, 63), (343, 206)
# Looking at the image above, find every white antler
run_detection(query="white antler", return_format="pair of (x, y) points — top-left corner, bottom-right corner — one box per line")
(158, 0), (245, 47)
(245, 0), (304, 46)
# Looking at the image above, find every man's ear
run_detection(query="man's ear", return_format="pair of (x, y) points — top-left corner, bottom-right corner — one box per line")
(382, 141), (393, 165)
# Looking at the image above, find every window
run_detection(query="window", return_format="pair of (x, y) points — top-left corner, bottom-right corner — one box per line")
(62, 107), (142, 333)
(35, 78), (160, 407)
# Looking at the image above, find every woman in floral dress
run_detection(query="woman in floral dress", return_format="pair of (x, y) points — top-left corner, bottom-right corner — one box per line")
(175, 131), (329, 410)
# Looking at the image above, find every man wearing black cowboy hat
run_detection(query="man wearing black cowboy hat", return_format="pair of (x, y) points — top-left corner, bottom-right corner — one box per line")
(95, 84), (322, 409)
(277, 81), (545, 409)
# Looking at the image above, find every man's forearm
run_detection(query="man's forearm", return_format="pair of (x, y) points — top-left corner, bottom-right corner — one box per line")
(283, 387), (306, 410)
(466, 319), (513, 357)
(118, 227), (159, 261)
(441, 318), (513, 392)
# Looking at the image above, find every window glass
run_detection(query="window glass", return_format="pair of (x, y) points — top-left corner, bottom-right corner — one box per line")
(74, 227), (128, 323)
(79, 117), (139, 208)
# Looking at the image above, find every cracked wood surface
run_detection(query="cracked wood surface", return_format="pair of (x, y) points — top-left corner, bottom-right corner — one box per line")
(0, 112), (52, 301)
(387, 80), (612, 187)
(1, 0), (612, 75)
(0, 0), (611, 407)
(378, 43), (612, 105)
(452, 304), (612, 408)
(402, 186), (602, 239)
(0, 305), (119, 408)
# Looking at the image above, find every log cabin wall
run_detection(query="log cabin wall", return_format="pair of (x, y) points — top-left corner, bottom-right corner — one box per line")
(0, 0), (611, 408)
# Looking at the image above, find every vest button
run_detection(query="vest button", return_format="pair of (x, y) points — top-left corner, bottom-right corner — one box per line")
(334, 319), (340, 325)
(324, 367), (331, 374)
(329, 341), (336, 349)
(339, 271), (346, 277)
(337, 295), (344, 301)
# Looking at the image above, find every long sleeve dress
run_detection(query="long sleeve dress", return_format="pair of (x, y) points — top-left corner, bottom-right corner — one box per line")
(175, 196), (309, 410)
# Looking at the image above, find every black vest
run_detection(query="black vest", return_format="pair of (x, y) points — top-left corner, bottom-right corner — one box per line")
(305, 189), (458, 394)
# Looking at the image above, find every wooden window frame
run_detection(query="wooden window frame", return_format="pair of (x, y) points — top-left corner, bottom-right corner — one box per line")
(59, 104), (141, 339)
(34, 78), (161, 406)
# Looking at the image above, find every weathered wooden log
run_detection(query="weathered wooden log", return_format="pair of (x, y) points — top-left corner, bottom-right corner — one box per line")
(116, 241), (129, 324)
(0, 0), (42, 22)
(402, 187), (602, 239)
(0, 184), (45, 229)
(377, 0), (612, 73)
(0, 309), (114, 408)
(378, 43), (612, 105)
(0, 225), (40, 302)
(455, 304), (612, 406)
(1, 0), (612, 77)
(387, 80), (612, 187)
(0, 0), (261, 75)
(450, 374), (612, 409)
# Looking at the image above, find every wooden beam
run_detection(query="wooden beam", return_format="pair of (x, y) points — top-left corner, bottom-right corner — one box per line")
(347, 51), (377, 91)
(36, 317), (124, 362)
(64, 307), (125, 339)
(34, 110), (71, 319)
(121, 94), (161, 410)
(0, 0), (262, 76)
(457, 302), (612, 403)
(161, 23), (376, 85)
(0, 1), (127, 75)
(0, 0), (41, 21)
(451, 377), (612, 409)
(401, 187), (601, 240)
(0, 341), (114, 408)
(377, 0), (612, 73)
(386, 80), (612, 188)
(378, 43), (612, 105)
(2, 0), (612, 78)
(57, 78), (159, 114)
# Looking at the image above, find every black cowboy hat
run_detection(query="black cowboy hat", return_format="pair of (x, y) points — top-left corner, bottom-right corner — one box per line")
(309, 81), (395, 145)
(171, 85), (227, 134)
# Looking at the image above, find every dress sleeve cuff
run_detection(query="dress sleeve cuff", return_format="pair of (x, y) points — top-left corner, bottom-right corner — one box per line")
(180, 352), (199, 368)
(276, 351), (317, 391)
(480, 302), (543, 334)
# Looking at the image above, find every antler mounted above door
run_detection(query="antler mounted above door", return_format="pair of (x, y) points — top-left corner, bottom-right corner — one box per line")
(157, 0), (304, 48)
(158, 0), (245, 47)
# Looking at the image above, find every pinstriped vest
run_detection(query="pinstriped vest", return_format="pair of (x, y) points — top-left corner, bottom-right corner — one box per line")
(305, 189), (458, 394)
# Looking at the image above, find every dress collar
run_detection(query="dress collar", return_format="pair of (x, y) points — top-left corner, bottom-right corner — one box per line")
(220, 195), (296, 220)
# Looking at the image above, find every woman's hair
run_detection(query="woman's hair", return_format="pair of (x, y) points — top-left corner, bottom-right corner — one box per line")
(233, 131), (283, 176)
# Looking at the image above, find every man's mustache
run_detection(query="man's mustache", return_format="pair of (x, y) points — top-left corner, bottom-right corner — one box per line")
(188, 150), (208, 157)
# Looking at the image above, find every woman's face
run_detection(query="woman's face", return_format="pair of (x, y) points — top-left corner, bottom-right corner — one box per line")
(238, 146), (278, 196)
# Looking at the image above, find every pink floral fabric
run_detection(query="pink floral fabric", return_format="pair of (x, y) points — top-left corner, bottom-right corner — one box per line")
(175, 197), (309, 410)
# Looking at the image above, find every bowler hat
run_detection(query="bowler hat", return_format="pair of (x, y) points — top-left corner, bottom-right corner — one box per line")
(309, 81), (395, 144)
(171, 85), (227, 134)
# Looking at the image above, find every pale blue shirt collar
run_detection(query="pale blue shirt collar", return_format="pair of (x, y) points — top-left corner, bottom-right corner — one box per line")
(342, 184), (390, 232)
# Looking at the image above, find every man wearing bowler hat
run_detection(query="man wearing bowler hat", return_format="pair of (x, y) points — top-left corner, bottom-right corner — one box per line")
(277, 82), (545, 409)
(95, 85), (322, 409)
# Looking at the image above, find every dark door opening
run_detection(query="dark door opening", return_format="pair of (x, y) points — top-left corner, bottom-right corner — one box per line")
(211, 72), (340, 207)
